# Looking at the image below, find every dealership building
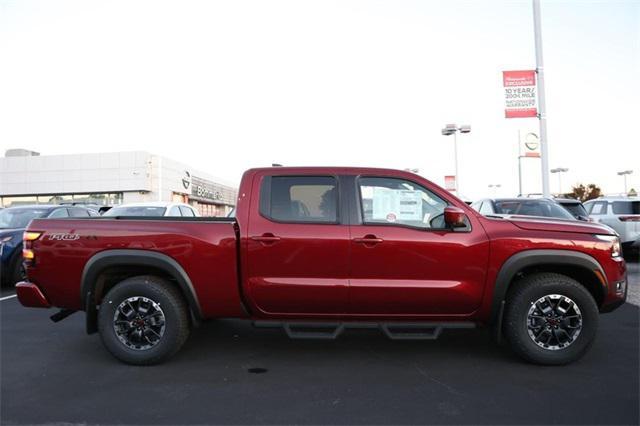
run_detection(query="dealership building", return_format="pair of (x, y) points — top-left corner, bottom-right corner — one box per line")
(0, 149), (237, 216)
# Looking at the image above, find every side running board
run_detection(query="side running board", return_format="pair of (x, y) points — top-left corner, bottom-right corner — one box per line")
(253, 321), (475, 340)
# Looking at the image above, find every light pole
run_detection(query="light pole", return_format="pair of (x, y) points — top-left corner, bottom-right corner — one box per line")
(533, 0), (551, 198)
(488, 184), (501, 196)
(441, 123), (471, 193)
(617, 170), (633, 195)
(550, 167), (569, 196)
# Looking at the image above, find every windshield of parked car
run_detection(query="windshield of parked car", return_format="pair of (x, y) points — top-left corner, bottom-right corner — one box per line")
(0, 208), (50, 229)
(559, 202), (588, 218)
(493, 200), (576, 220)
(103, 206), (167, 217)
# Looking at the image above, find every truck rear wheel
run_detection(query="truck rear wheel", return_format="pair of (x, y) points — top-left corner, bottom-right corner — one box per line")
(504, 272), (599, 365)
(98, 275), (190, 365)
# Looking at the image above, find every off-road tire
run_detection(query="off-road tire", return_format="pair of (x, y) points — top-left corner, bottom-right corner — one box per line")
(504, 272), (599, 365)
(98, 275), (190, 365)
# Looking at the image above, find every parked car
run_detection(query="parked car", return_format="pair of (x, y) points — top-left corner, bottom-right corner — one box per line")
(0, 205), (99, 287)
(555, 198), (590, 221)
(584, 197), (640, 252)
(102, 202), (200, 217)
(470, 198), (577, 220)
(16, 167), (626, 366)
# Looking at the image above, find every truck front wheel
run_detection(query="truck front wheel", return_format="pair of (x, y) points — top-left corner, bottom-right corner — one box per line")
(98, 275), (190, 365)
(504, 272), (599, 365)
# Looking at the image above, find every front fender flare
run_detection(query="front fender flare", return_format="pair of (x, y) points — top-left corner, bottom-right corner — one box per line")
(490, 249), (606, 324)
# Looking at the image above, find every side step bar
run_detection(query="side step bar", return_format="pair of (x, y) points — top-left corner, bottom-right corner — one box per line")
(253, 321), (475, 340)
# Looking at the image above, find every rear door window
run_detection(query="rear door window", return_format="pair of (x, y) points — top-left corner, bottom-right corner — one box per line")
(612, 201), (640, 215)
(261, 176), (338, 223)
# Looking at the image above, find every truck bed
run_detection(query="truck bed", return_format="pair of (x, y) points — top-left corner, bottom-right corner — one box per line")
(25, 217), (246, 318)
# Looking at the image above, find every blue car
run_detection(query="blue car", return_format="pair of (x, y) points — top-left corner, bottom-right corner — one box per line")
(0, 205), (99, 287)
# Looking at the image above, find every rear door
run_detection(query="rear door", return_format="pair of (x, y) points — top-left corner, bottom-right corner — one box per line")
(245, 173), (349, 316)
(348, 175), (490, 316)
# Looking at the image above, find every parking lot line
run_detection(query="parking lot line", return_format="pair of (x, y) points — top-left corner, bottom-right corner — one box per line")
(0, 294), (17, 301)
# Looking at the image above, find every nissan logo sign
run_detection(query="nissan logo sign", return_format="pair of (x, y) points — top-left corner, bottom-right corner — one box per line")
(182, 171), (192, 190)
(524, 132), (539, 151)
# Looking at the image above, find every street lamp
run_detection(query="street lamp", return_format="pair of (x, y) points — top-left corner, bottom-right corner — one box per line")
(404, 168), (419, 174)
(488, 183), (501, 195)
(617, 170), (633, 195)
(550, 167), (569, 195)
(441, 123), (471, 193)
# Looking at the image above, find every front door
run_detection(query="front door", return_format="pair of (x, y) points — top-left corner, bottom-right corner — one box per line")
(348, 176), (489, 317)
(245, 174), (349, 316)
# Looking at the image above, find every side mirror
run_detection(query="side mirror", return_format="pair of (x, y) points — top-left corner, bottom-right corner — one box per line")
(444, 206), (468, 228)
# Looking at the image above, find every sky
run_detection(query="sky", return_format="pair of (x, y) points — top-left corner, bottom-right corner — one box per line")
(0, 0), (638, 199)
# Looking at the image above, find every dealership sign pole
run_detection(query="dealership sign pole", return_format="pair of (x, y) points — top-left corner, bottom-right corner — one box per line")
(532, 0), (550, 197)
(502, 0), (551, 197)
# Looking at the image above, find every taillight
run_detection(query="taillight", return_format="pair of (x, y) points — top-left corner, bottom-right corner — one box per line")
(22, 231), (42, 264)
(24, 232), (42, 242)
(619, 216), (640, 222)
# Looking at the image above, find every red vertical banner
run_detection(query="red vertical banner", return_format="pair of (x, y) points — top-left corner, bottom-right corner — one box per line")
(444, 175), (456, 191)
(503, 70), (537, 118)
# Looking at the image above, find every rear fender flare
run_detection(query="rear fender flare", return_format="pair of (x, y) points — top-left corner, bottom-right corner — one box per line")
(81, 249), (202, 332)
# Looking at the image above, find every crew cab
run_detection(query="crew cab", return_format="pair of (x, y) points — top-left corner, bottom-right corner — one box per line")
(16, 167), (627, 365)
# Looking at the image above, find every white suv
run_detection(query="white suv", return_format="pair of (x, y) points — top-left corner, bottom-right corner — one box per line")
(103, 202), (200, 217)
(584, 197), (639, 252)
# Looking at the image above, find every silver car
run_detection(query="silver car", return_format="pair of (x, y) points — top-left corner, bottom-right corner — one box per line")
(584, 197), (639, 251)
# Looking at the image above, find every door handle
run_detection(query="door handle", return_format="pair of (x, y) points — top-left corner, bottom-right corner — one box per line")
(251, 234), (281, 244)
(353, 235), (383, 245)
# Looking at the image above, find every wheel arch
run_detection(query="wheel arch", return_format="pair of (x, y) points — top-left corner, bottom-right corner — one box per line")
(490, 249), (607, 325)
(81, 249), (202, 334)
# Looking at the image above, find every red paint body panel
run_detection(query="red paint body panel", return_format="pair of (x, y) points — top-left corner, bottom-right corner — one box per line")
(15, 281), (50, 308)
(21, 166), (627, 324)
(25, 219), (244, 317)
(348, 224), (489, 316)
(244, 173), (349, 316)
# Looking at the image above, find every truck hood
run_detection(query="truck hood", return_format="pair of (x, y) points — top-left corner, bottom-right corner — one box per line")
(494, 215), (616, 236)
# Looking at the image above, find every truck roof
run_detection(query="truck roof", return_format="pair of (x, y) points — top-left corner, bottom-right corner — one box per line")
(246, 166), (422, 175)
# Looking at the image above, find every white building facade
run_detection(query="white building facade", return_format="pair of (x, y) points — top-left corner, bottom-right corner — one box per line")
(0, 150), (237, 216)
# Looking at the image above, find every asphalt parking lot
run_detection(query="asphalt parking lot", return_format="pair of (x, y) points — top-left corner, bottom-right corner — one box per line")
(1, 259), (639, 425)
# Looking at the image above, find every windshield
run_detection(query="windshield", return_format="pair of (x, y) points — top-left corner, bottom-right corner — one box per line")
(0, 208), (50, 229)
(559, 202), (588, 218)
(493, 200), (576, 220)
(103, 206), (166, 217)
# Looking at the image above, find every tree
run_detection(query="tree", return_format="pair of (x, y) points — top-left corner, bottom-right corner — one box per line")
(566, 183), (602, 202)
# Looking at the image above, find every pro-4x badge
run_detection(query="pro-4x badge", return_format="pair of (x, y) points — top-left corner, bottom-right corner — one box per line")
(47, 233), (80, 241)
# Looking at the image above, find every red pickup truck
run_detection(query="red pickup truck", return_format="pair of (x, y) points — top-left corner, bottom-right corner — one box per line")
(16, 167), (627, 365)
